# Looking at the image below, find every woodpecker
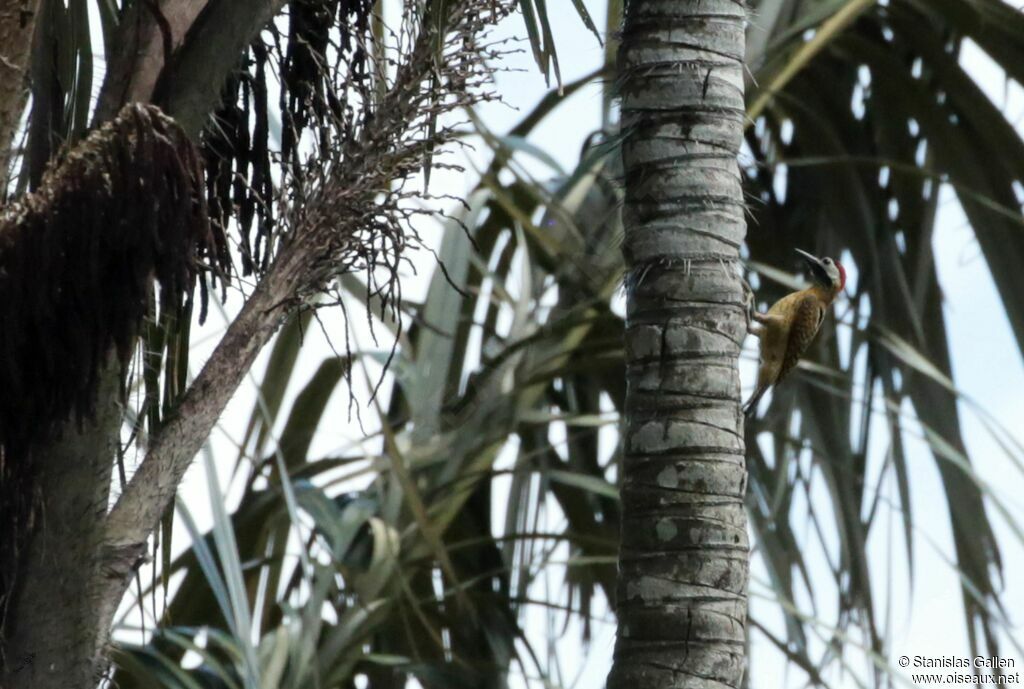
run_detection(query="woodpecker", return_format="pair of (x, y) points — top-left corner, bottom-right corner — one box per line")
(743, 249), (846, 416)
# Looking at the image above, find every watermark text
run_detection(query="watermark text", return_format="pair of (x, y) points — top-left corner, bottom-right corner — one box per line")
(898, 655), (1019, 685)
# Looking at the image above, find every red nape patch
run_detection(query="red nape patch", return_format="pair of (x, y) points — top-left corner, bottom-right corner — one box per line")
(836, 262), (847, 291)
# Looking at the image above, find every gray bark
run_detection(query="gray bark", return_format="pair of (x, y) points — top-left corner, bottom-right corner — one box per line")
(151, 0), (289, 136)
(2, 368), (120, 689)
(93, 0), (208, 125)
(608, 1), (750, 688)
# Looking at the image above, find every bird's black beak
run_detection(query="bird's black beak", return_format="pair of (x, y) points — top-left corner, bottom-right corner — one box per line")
(795, 248), (831, 286)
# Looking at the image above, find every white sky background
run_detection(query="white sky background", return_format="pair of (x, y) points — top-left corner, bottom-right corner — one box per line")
(106, 2), (1024, 688)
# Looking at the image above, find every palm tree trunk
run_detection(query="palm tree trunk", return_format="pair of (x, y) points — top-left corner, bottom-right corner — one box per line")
(1, 368), (120, 689)
(608, 1), (750, 688)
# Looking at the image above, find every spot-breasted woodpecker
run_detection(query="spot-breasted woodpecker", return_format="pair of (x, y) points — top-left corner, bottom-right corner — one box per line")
(743, 249), (846, 416)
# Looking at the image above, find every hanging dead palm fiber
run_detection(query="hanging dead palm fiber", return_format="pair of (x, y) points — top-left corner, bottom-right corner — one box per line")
(0, 103), (228, 451)
(0, 103), (228, 619)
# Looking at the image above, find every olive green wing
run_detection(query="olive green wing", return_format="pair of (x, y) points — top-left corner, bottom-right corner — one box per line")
(778, 294), (827, 383)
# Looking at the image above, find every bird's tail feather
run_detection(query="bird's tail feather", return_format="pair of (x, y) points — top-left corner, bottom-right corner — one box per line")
(743, 384), (769, 417)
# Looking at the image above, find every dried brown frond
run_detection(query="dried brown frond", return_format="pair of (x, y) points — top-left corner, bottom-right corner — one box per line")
(0, 103), (229, 455)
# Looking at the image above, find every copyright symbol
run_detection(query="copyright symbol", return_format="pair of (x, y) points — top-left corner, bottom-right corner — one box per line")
(899, 656), (910, 668)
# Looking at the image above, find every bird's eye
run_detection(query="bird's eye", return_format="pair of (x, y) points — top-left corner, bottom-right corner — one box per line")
(824, 258), (832, 265)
